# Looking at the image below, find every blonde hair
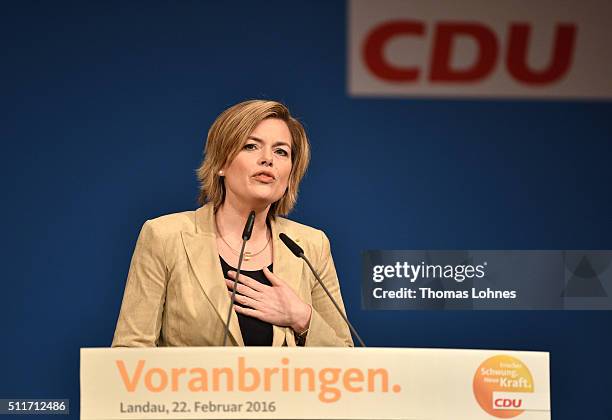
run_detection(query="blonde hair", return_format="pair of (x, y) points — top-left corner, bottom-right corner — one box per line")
(196, 100), (310, 216)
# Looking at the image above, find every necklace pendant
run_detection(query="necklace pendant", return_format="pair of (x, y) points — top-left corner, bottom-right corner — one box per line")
(244, 251), (252, 262)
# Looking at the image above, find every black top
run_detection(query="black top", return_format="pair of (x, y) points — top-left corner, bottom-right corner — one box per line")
(220, 256), (274, 346)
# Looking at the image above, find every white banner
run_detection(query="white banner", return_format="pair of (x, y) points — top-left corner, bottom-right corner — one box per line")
(81, 347), (550, 420)
(348, 0), (612, 99)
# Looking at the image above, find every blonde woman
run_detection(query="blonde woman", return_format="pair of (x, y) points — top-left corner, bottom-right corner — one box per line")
(112, 100), (353, 347)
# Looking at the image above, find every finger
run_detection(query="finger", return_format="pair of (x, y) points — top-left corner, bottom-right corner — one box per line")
(227, 271), (268, 292)
(262, 266), (284, 287)
(228, 291), (262, 310)
(227, 270), (267, 292)
(225, 279), (262, 300)
(233, 305), (262, 319)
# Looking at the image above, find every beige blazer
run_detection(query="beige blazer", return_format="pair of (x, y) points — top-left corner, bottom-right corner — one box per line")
(111, 204), (353, 347)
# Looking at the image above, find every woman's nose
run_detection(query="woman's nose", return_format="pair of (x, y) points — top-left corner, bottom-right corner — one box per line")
(258, 149), (273, 167)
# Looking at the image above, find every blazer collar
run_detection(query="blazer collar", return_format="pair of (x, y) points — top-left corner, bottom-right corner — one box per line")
(182, 204), (303, 346)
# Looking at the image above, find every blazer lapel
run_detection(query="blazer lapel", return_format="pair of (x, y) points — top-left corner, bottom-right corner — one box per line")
(181, 205), (245, 346)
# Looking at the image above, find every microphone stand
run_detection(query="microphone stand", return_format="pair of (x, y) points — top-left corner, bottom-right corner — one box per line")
(222, 211), (255, 346)
(280, 233), (366, 347)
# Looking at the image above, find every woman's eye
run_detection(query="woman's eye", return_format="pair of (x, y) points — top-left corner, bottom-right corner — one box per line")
(275, 149), (289, 157)
(244, 143), (257, 151)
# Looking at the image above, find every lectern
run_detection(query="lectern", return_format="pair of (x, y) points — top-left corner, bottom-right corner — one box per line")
(81, 347), (550, 419)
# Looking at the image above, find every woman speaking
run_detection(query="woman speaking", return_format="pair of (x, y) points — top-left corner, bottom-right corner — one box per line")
(112, 100), (353, 347)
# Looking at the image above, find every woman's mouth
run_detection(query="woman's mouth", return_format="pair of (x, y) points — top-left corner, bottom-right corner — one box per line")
(252, 173), (275, 183)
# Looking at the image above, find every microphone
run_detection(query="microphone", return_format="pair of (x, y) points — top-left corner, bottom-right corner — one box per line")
(279, 232), (304, 257)
(242, 211), (255, 240)
(223, 210), (256, 346)
(279, 233), (366, 347)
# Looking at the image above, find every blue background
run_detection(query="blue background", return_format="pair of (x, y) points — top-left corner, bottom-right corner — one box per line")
(2, 1), (611, 419)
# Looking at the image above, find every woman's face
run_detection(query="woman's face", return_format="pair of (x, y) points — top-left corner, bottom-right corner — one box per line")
(222, 118), (293, 210)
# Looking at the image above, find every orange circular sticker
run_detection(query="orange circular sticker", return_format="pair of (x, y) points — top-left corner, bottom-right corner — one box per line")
(473, 355), (534, 418)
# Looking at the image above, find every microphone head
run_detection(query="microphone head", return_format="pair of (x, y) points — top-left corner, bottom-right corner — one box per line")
(242, 211), (256, 240)
(279, 233), (304, 258)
